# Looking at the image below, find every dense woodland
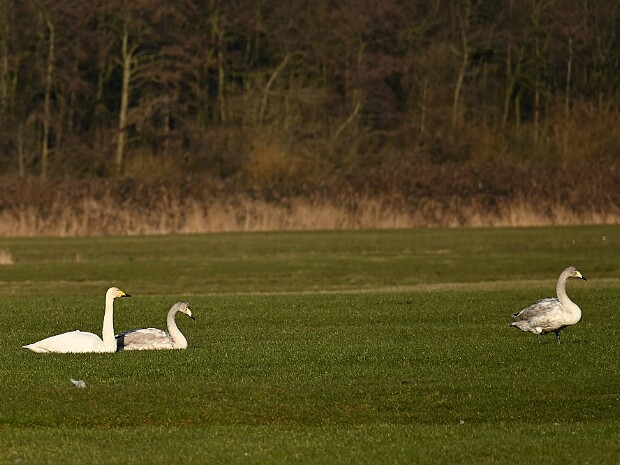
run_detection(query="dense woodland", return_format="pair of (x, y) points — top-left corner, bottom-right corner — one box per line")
(1, 1), (619, 181)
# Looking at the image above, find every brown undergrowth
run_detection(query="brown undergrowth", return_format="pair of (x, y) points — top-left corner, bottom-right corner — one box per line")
(1, 164), (618, 236)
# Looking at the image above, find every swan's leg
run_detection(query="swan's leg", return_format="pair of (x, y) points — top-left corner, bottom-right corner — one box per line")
(555, 331), (561, 344)
(536, 333), (542, 344)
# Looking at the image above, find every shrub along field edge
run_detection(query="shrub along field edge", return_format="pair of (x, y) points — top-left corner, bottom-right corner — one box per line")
(1, 164), (619, 236)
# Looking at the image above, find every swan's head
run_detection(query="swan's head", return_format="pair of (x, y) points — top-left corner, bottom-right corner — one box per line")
(565, 266), (587, 281)
(106, 287), (131, 299)
(173, 301), (195, 320)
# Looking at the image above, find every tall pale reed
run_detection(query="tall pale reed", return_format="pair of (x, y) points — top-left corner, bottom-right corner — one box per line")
(0, 195), (619, 237)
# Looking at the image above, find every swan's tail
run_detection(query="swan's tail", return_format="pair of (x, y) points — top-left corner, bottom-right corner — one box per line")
(22, 343), (49, 353)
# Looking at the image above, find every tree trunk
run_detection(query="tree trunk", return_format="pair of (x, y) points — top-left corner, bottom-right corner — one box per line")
(501, 46), (513, 130)
(258, 53), (291, 125)
(211, 15), (227, 124)
(563, 36), (573, 159)
(334, 42), (365, 141)
(416, 79), (429, 151)
(41, 16), (55, 178)
(116, 22), (132, 176)
(0, 0), (10, 118)
(17, 124), (24, 177)
(452, 1), (470, 129)
(452, 40), (468, 128)
(217, 46), (226, 123)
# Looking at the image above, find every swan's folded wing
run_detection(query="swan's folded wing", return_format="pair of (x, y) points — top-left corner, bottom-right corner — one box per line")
(511, 298), (560, 320)
(115, 328), (173, 350)
(23, 330), (103, 353)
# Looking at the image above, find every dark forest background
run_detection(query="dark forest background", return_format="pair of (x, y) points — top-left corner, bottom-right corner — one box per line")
(1, 1), (620, 234)
(2, 0), (620, 179)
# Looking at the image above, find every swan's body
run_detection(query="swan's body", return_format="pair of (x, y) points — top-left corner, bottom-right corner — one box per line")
(510, 266), (586, 343)
(116, 301), (194, 351)
(23, 287), (130, 353)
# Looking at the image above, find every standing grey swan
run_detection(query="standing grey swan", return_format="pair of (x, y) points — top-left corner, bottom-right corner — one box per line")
(115, 301), (195, 351)
(23, 287), (131, 353)
(510, 266), (587, 343)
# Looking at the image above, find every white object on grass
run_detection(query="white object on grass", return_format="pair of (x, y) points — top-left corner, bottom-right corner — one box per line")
(23, 287), (131, 353)
(510, 266), (586, 343)
(116, 301), (195, 351)
(70, 379), (86, 388)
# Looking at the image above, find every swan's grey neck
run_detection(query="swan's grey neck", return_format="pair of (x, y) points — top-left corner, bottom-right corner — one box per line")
(556, 269), (573, 307)
(167, 307), (188, 349)
(102, 293), (116, 351)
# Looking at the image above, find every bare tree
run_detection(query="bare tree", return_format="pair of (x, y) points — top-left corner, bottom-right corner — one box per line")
(39, 9), (54, 177)
(115, 20), (134, 175)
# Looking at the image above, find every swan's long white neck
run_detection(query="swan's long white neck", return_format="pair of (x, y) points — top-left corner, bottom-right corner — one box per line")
(556, 270), (572, 305)
(167, 307), (188, 349)
(101, 292), (117, 351)
(556, 270), (581, 318)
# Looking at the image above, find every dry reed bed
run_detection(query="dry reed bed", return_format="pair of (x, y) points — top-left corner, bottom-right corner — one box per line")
(0, 165), (618, 236)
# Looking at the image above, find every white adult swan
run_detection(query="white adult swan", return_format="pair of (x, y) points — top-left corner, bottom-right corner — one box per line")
(115, 301), (195, 351)
(23, 287), (131, 353)
(510, 266), (587, 343)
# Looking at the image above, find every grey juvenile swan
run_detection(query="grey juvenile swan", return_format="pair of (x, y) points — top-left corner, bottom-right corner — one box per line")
(23, 287), (131, 353)
(115, 301), (195, 351)
(510, 266), (587, 343)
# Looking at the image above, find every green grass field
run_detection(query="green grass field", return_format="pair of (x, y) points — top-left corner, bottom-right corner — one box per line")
(1, 226), (619, 464)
